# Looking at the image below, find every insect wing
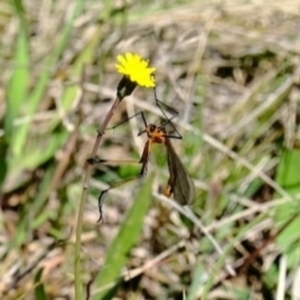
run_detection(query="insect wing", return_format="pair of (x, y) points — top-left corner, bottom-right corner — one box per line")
(166, 141), (196, 205)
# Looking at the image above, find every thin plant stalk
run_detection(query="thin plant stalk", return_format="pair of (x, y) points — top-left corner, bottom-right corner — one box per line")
(74, 94), (123, 300)
(74, 53), (156, 299)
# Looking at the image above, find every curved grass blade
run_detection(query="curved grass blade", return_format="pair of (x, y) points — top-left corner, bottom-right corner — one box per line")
(93, 174), (154, 300)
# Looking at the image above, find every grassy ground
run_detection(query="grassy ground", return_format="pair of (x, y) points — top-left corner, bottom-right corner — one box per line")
(1, 0), (300, 299)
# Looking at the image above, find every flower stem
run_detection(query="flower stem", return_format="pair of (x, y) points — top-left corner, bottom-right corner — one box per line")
(74, 95), (123, 300)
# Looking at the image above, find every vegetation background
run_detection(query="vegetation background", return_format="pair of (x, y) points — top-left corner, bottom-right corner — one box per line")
(1, 0), (300, 299)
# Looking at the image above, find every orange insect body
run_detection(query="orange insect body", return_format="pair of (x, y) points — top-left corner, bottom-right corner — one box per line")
(144, 124), (196, 205)
(93, 114), (195, 221)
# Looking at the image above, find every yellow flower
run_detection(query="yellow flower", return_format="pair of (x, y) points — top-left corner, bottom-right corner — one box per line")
(115, 52), (156, 88)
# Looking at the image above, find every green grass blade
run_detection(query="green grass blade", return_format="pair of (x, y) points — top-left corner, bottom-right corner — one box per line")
(34, 268), (49, 300)
(274, 148), (300, 267)
(7, 131), (69, 190)
(0, 136), (8, 190)
(93, 174), (154, 300)
(59, 28), (102, 114)
(12, 0), (84, 156)
(276, 149), (300, 194)
(6, 0), (30, 145)
(187, 263), (206, 300)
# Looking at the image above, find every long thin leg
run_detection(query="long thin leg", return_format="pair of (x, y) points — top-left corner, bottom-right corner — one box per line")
(87, 157), (143, 220)
(106, 109), (181, 140)
(95, 140), (152, 222)
(87, 157), (144, 221)
(106, 93), (182, 139)
(107, 111), (148, 131)
(160, 114), (182, 139)
(135, 115), (177, 138)
(87, 157), (141, 166)
(98, 173), (144, 222)
(162, 133), (182, 140)
(108, 89), (181, 138)
(153, 87), (179, 117)
(153, 88), (182, 140)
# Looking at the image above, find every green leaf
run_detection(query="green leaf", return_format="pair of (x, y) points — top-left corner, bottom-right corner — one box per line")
(93, 174), (154, 300)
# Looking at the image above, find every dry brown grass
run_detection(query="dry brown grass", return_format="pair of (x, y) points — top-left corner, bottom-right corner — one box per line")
(1, 0), (300, 299)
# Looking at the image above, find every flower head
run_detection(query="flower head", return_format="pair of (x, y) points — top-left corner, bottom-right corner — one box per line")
(115, 52), (156, 88)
